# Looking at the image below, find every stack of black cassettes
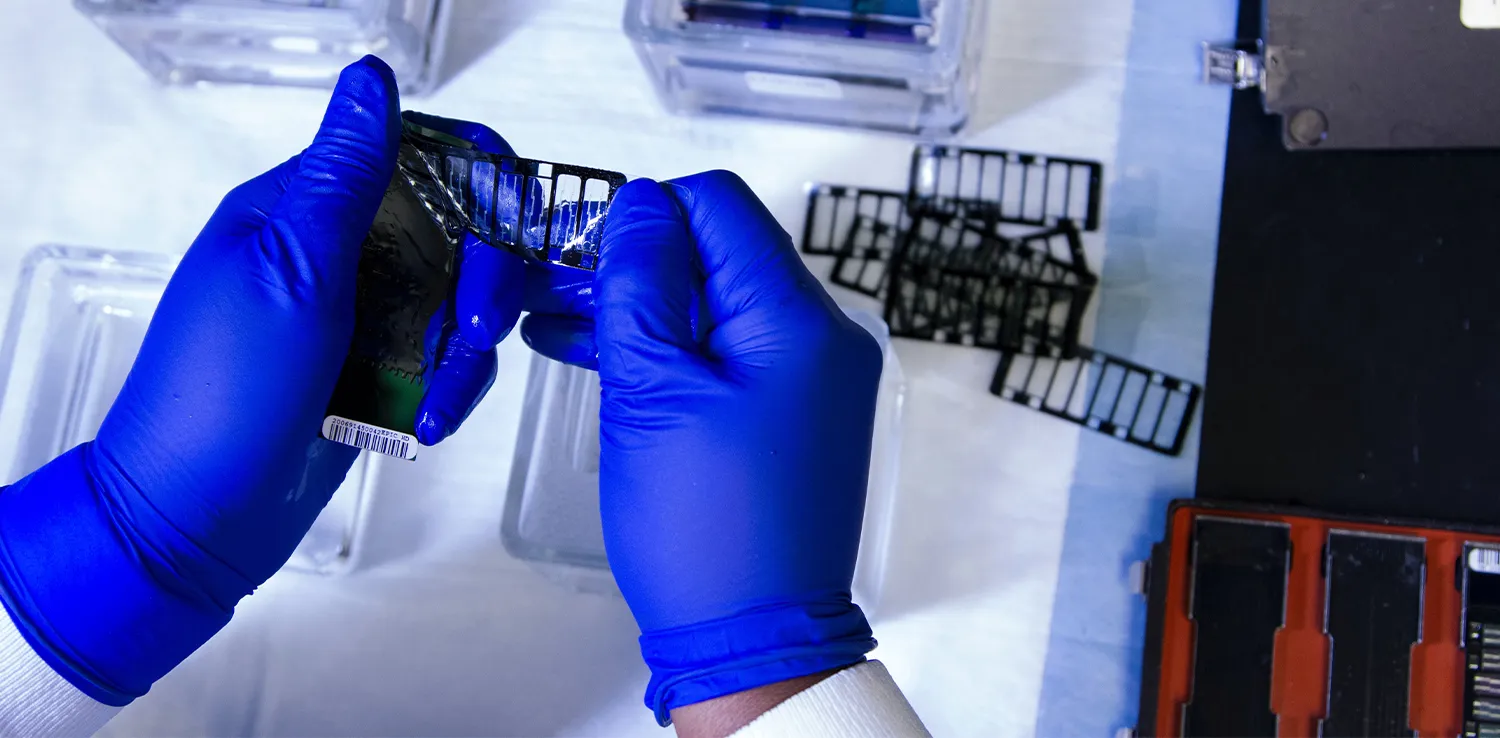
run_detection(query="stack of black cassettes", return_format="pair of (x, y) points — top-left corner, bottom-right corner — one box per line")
(800, 145), (1202, 456)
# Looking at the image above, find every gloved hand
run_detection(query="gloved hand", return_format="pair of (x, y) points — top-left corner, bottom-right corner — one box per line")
(0, 57), (533, 704)
(591, 172), (884, 724)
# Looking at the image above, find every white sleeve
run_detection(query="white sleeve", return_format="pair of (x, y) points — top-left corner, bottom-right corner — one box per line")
(0, 605), (119, 737)
(730, 661), (930, 738)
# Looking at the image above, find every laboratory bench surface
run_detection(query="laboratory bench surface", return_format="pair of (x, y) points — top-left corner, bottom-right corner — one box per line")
(0, 0), (1237, 735)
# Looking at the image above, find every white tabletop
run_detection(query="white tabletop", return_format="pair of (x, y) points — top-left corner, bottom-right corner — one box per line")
(0, 1), (1237, 735)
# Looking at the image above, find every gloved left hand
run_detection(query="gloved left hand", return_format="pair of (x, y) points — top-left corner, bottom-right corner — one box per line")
(0, 57), (526, 705)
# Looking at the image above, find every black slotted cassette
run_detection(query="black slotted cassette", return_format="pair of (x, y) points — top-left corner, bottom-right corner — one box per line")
(883, 216), (1094, 355)
(907, 144), (1104, 232)
(800, 184), (910, 257)
(995, 222), (1093, 286)
(988, 339), (1202, 456)
(881, 214), (1006, 347)
(794, 147), (1210, 455)
(400, 118), (628, 271)
(799, 184), (909, 298)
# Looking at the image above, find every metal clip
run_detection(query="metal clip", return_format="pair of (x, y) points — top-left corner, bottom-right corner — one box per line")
(1128, 560), (1150, 596)
(1201, 42), (1264, 90)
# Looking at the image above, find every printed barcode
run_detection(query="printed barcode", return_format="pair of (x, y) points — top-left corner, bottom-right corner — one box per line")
(1471, 547), (1500, 574)
(321, 415), (417, 461)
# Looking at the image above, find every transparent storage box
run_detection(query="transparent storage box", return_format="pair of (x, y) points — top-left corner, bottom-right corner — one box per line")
(0, 245), (377, 575)
(623, 0), (985, 135)
(74, 0), (451, 93)
(502, 308), (905, 615)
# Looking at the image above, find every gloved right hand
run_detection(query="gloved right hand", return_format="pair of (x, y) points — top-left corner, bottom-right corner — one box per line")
(591, 171), (884, 724)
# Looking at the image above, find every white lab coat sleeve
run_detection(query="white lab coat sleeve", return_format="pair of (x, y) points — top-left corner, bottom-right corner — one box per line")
(730, 660), (930, 738)
(0, 604), (120, 737)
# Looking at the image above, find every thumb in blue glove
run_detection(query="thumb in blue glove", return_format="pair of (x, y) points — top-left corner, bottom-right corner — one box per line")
(593, 171), (884, 724)
(0, 57), (523, 705)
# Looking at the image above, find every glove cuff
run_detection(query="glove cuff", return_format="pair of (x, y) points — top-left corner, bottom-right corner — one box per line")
(638, 596), (875, 726)
(0, 444), (239, 703)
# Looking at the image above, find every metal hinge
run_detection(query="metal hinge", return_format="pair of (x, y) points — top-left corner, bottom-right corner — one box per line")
(1201, 42), (1264, 90)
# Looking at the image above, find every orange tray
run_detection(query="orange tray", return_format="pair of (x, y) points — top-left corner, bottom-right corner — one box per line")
(1136, 499), (1500, 737)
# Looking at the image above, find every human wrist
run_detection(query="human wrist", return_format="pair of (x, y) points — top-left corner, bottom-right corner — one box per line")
(670, 666), (846, 738)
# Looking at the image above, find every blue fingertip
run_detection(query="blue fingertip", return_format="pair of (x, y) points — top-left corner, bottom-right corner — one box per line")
(414, 327), (498, 446)
(348, 54), (396, 89)
(414, 408), (452, 447)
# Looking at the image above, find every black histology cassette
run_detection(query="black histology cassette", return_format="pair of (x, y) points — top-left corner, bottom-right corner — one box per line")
(989, 341), (1202, 456)
(323, 114), (627, 460)
(907, 144), (1103, 232)
(401, 120), (627, 271)
(797, 144), (1204, 456)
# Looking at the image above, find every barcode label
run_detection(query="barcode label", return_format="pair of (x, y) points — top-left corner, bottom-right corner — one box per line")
(1470, 547), (1500, 574)
(744, 71), (844, 100)
(322, 415), (417, 461)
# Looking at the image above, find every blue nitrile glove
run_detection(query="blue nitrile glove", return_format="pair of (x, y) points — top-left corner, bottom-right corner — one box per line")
(0, 58), (533, 705)
(593, 172), (884, 724)
(518, 263), (597, 367)
(402, 110), (529, 445)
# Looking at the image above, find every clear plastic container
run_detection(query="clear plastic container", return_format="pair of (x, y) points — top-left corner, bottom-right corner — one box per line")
(73, 0), (451, 93)
(501, 308), (906, 615)
(0, 245), (377, 575)
(622, 0), (985, 135)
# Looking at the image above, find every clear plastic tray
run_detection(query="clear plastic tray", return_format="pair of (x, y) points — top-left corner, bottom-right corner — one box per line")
(502, 308), (905, 615)
(0, 245), (377, 575)
(623, 0), (986, 135)
(73, 0), (451, 93)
